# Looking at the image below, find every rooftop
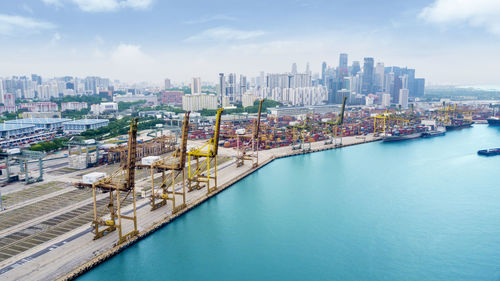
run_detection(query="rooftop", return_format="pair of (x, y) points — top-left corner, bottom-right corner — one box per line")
(0, 123), (36, 131)
(63, 119), (109, 125)
(5, 118), (71, 125)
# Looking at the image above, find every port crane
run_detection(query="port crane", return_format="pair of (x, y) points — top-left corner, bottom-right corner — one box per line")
(234, 99), (264, 168)
(187, 108), (223, 195)
(149, 112), (190, 213)
(292, 114), (312, 152)
(90, 118), (139, 244)
(324, 96), (347, 146)
(373, 110), (409, 136)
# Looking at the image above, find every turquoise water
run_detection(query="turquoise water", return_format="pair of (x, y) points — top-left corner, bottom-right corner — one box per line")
(79, 125), (500, 281)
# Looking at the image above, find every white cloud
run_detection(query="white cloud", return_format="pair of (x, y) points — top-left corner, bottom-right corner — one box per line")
(183, 15), (236, 25)
(111, 43), (152, 64)
(419, 0), (500, 35)
(42, 0), (154, 12)
(0, 14), (56, 35)
(22, 4), (34, 14)
(185, 27), (266, 42)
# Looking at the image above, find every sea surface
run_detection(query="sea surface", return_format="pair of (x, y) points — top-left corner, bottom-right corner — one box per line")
(79, 125), (500, 281)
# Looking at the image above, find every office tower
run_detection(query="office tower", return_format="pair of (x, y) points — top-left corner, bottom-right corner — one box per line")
(291, 63), (297, 74)
(191, 77), (201, 94)
(392, 76), (402, 103)
(0, 78), (3, 104)
(400, 74), (409, 90)
(375, 62), (385, 92)
(321, 62), (327, 85)
(226, 73), (237, 101)
(218, 73), (225, 106)
(239, 74), (247, 97)
(415, 78), (425, 97)
(361, 57), (374, 94)
(406, 69), (415, 97)
(31, 74), (42, 85)
(399, 88), (409, 109)
(338, 53), (349, 81)
(351, 61), (361, 76)
(382, 93), (391, 107)
(305, 62), (311, 75)
(164, 78), (171, 89)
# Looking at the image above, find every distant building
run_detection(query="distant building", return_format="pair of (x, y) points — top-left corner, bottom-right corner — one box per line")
(191, 77), (201, 94)
(22, 111), (61, 118)
(160, 91), (183, 105)
(5, 118), (71, 131)
(18, 102), (58, 112)
(0, 123), (36, 139)
(242, 93), (256, 108)
(99, 90), (113, 100)
(415, 78), (425, 97)
(361, 57), (374, 94)
(61, 102), (88, 112)
(63, 119), (109, 134)
(381, 93), (391, 107)
(164, 78), (171, 89)
(113, 94), (157, 105)
(91, 102), (118, 114)
(399, 89), (409, 109)
(182, 93), (217, 111)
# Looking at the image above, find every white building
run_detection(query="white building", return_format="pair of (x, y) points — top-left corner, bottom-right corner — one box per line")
(382, 93), (391, 107)
(182, 93), (217, 111)
(61, 102), (88, 111)
(91, 102), (118, 114)
(399, 89), (409, 109)
(242, 92), (257, 107)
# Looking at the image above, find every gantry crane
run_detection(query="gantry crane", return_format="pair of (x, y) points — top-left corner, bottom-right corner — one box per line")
(292, 114), (312, 152)
(149, 112), (190, 213)
(235, 99), (264, 168)
(373, 110), (410, 135)
(324, 96), (347, 146)
(187, 108), (223, 195)
(90, 118), (138, 244)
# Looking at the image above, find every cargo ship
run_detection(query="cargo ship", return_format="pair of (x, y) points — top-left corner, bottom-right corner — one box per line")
(487, 117), (500, 126)
(445, 120), (473, 130)
(478, 148), (500, 156)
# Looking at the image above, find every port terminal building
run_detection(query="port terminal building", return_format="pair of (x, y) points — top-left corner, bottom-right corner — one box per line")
(268, 105), (341, 117)
(63, 119), (109, 134)
(5, 118), (71, 131)
(0, 123), (36, 138)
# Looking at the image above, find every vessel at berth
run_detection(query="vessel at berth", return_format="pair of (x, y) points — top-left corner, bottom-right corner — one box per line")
(487, 117), (500, 126)
(382, 132), (422, 142)
(445, 120), (473, 130)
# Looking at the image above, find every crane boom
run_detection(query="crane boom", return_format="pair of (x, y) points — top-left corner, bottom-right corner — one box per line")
(211, 108), (223, 157)
(254, 99), (264, 139)
(337, 96), (347, 125)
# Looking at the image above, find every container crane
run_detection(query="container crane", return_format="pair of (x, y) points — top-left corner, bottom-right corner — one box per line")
(235, 99), (264, 168)
(327, 96), (347, 147)
(187, 108), (223, 195)
(149, 112), (190, 213)
(90, 118), (139, 244)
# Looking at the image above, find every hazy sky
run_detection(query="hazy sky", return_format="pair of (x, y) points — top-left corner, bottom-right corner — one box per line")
(1, 0), (500, 86)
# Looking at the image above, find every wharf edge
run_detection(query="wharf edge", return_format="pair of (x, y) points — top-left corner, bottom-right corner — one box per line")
(59, 138), (379, 281)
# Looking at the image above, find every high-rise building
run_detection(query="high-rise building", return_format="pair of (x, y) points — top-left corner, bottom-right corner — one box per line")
(191, 77), (201, 94)
(239, 75), (247, 100)
(305, 62), (311, 75)
(338, 53), (349, 81)
(381, 93), (391, 107)
(392, 76), (402, 104)
(321, 62), (327, 86)
(399, 88), (409, 109)
(374, 62), (385, 92)
(218, 73), (225, 106)
(415, 78), (425, 97)
(164, 78), (171, 89)
(291, 63), (297, 74)
(351, 61), (361, 76)
(361, 57), (374, 94)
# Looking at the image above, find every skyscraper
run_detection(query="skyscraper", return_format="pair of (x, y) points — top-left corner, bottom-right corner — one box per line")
(399, 88), (409, 109)
(361, 57), (374, 94)
(191, 77), (201, 94)
(338, 53), (349, 81)
(164, 78), (171, 89)
(218, 73), (225, 106)
(415, 78), (425, 97)
(351, 61), (360, 76)
(374, 62), (385, 92)
(291, 63), (297, 74)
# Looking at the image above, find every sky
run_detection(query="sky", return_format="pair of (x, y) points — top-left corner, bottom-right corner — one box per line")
(1, 0), (500, 86)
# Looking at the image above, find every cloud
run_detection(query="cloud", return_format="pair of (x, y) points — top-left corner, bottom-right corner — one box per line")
(185, 27), (266, 42)
(111, 43), (153, 64)
(0, 14), (56, 35)
(419, 0), (500, 35)
(183, 15), (236, 25)
(22, 4), (34, 14)
(41, 0), (154, 12)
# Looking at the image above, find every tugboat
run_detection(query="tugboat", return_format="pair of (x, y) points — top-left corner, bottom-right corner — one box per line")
(478, 148), (500, 156)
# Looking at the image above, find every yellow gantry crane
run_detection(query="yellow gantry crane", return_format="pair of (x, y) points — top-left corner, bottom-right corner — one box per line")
(149, 112), (190, 213)
(235, 99), (264, 168)
(187, 108), (223, 195)
(373, 110), (409, 135)
(90, 118), (139, 244)
(292, 114), (312, 152)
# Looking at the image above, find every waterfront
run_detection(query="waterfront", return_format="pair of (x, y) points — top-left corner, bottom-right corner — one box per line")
(79, 125), (500, 281)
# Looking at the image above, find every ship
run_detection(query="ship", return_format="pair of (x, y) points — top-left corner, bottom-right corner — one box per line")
(382, 132), (422, 142)
(478, 148), (500, 156)
(422, 127), (446, 138)
(487, 117), (500, 126)
(445, 120), (473, 130)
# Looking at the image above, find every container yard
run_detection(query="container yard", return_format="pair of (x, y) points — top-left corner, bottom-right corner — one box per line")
(0, 102), (494, 281)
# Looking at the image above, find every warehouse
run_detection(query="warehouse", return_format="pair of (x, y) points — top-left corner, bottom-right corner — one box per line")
(0, 123), (36, 138)
(63, 119), (109, 134)
(5, 118), (71, 131)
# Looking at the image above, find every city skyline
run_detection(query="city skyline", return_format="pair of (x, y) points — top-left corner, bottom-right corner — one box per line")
(1, 0), (500, 86)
